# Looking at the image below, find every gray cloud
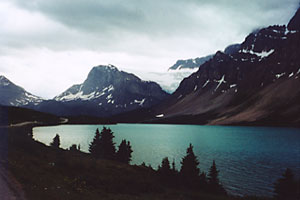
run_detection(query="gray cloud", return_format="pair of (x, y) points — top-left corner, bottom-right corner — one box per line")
(6, 0), (300, 51)
(0, 0), (299, 98)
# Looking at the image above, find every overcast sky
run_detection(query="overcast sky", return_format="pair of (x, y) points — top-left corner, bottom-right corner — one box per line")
(0, 0), (299, 98)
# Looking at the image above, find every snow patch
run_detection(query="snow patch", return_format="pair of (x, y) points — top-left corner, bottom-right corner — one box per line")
(275, 73), (285, 79)
(56, 91), (96, 101)
(108, 85), (114, 92)
(241, 49), (274, 59)
(156, 114), (164, 118)
(202, 80), (210, 88)
(134, 98), (146, 106)
(106, 94), (113, 100)
(194, 85), (198, 91)
(214, 75), (226, 91)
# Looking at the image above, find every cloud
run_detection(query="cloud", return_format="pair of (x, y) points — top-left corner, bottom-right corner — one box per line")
(0, 0), (299, 98)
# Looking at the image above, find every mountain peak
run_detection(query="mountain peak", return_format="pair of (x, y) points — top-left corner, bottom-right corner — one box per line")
(92, 64), (119, 72)
(0, 75), (12, 86)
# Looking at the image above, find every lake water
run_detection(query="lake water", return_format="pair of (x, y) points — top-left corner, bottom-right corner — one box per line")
(33, 124), (300, 197)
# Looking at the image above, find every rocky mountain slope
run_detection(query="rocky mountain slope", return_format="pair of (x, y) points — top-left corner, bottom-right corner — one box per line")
(147, 8), (300, 127)
(0, 76), (43, 107)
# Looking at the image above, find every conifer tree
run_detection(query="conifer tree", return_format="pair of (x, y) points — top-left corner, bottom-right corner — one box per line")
(180, 143), (200, 179)
(89, 127), (116, 160)
(69, 144), (80, 152)
(50, 134), (60, 148)
(99, 127), (116, 159)
(159, 157), (172, 175)
(208, 160), (219, 184)
(116, 139), (133, 164)
(207, 160), (226, 194)
(89, 128), (101, 158)
(274, 168), (298, 200)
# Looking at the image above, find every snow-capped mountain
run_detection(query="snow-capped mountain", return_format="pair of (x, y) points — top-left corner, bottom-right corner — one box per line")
(163, 44), (241, 93)
(135, 7), (300, 127)
(37, 65), (169, 117)
(0, 75), (43, 107)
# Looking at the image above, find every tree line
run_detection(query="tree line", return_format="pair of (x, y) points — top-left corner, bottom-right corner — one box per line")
(156, 143), (226, 195)
(50, 127), (300, 199)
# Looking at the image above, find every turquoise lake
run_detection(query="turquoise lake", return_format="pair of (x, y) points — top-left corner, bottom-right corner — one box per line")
(33, 124), (300, 197)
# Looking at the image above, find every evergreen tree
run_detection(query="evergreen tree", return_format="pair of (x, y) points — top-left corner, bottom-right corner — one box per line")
(116, 139), (133, 164)
(69, 144), (80, 152)
(159, 157), (172, 175)
(208, 160), (219, 184)
(50, 134), (60, 148)
(89, 127), (116, 160)
(99, 127), (116, 159)
(274, 168), (298, 200)
(180, 143), (200, 179)
(207, 160), (226, 194)
(89, 128), (101, 158)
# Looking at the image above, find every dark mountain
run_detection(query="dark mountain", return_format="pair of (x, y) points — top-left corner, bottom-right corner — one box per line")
(288, 6), (300, 30)
(136, 8), (300, 127)
(0, 76), (43, 107)
(35, 65), (169, 117)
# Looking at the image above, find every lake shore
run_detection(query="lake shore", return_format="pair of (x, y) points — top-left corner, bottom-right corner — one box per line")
(0, 122), (277, 200)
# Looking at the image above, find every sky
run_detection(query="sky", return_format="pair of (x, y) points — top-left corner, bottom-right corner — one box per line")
(0, 0), (299, 99)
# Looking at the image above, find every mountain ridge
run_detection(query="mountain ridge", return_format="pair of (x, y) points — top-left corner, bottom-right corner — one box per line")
(129, 8), (300, 127)
(0, 75), (43, 107)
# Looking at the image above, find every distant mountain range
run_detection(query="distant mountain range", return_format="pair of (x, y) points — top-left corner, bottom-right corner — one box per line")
(168, 44), (241, 71)
(0, 65), (169, 117)
(1, 7), (299, 127)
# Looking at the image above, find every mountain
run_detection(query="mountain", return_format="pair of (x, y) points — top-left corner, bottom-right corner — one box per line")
(140, 8), (300, 127)
(168, 55), (213, 71)
(288, 6), (300, 30)
(35, 65), (169, 117)
(0, 76), (43, 107)
(168, 44), (242, 72)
